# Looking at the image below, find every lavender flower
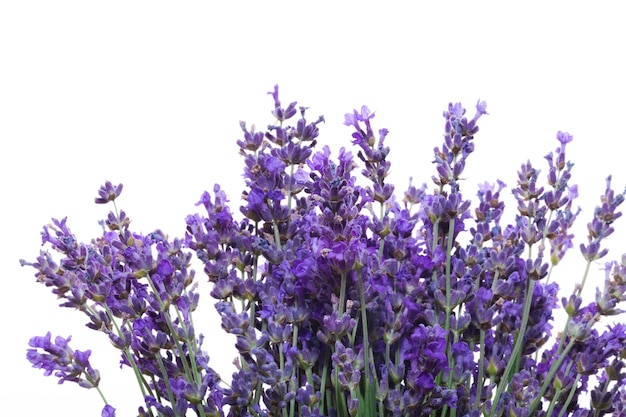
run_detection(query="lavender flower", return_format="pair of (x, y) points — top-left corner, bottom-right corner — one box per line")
(94, 181), (123, 204)
(27, 332), (100, 388)
(22, 87), (626, 417)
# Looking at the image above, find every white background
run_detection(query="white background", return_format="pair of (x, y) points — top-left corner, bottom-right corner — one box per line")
(2, 2), (625, 415)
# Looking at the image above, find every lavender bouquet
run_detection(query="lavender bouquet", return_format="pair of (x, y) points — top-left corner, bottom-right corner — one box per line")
(22, 86), (626, 417)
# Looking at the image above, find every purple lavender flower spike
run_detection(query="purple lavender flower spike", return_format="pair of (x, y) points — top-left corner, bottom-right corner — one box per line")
(27, 332), (101, 389)
(580, 175), (625, 262)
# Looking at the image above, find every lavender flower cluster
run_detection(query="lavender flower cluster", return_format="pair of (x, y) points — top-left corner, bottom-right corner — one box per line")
(22, 86), (626, 417)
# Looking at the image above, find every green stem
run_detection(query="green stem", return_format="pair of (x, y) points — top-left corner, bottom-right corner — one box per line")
(474, 329), (486, 411)
(249, 248), (260, 329)
(279, 342), (288, 417)
(155, 354), (181, 417)
(557, 260), (592, 356)
(335, 362), (348, 417)
(102, 305), (155, 415)
(490, 275), (536, 416)
(339, 272), (347, 316)
(357, 269), (374, 417)
(557, 374), (581, 417)
(144, 275), (194, 380)
(435, 217), (458, 417)
(490, 270), (500, 294)
(576, 259), (592, 298)
(172, 302), (202, 385)
(528, 339), (576, 416)
(289, 324), (300, 417)
(545, 388), (561, 417)
(273, 222), (282, 252)
(444, 217), (455, 347)
(319, 351), (330, 416)
(367, 348), (377, 417)
(95, 386), (108, 404)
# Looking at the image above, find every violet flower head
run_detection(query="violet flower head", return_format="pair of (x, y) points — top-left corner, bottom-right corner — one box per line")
(237, 121), (265, 153)
(94, 181), (123, 204)
(473, 99), (489, 123)
(557, 130), (573, 146)
(268, 84), (297, 122)
(432, 101), (487, 191)
(101, 405), (116, 417)
(580, 175), (626, 262)
(27, 332), (101, 389)
(344, 105), (376, 147)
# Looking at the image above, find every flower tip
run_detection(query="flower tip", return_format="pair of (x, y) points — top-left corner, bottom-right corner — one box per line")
(267, 84), (280, 103)
(448, 102), (465, 119)
(476, 99), (488, 115)
(101, 405), (116, 417)
(360, 105), (374, 120)
(557, 131), (573, 145)
(95, 181), (123, 204)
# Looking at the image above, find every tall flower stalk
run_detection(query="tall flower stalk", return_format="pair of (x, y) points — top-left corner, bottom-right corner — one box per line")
(22, 87), (626, 417)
